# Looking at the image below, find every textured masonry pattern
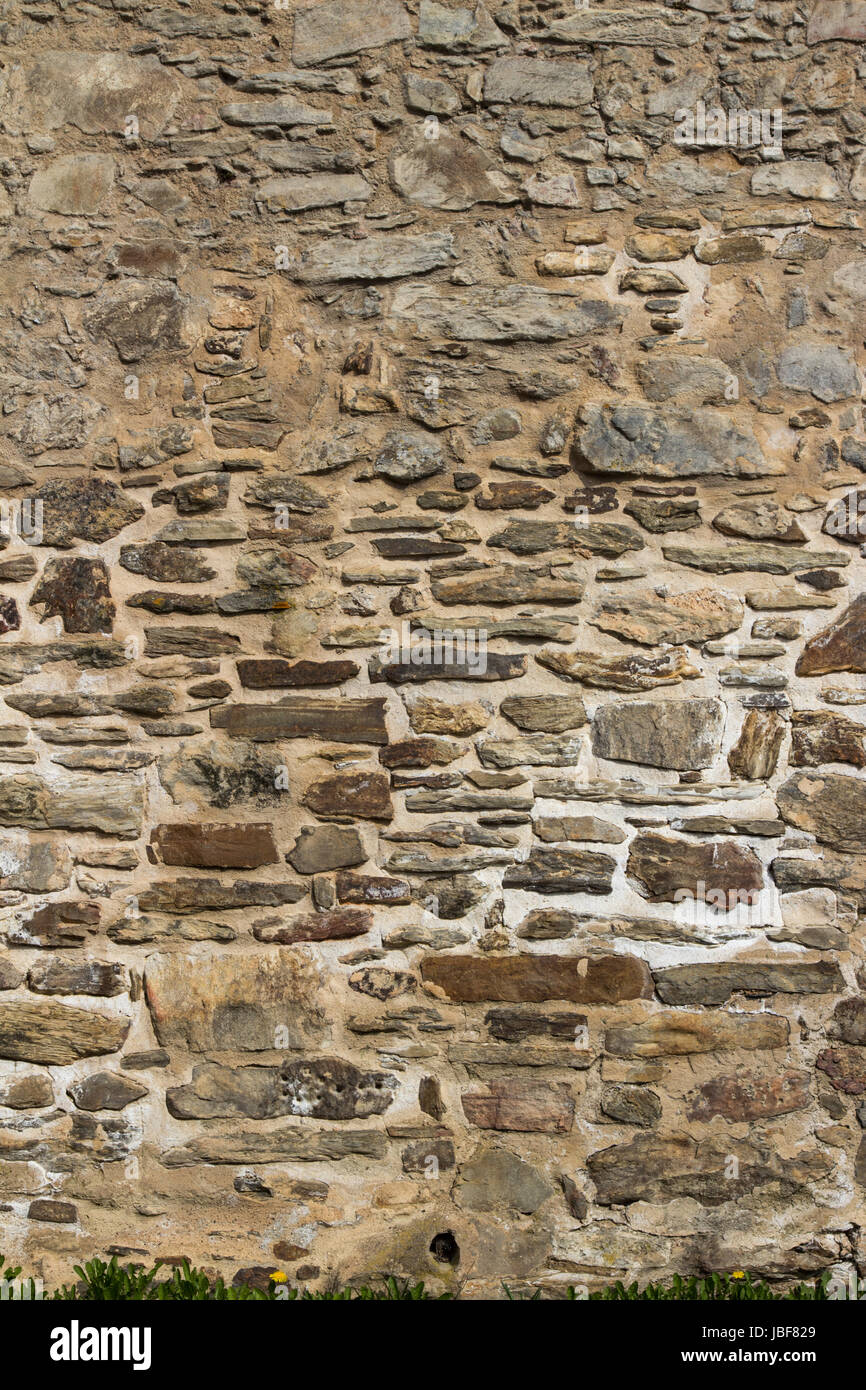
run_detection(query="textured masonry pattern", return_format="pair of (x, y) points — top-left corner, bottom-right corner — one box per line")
(0, 0), (866, 1296)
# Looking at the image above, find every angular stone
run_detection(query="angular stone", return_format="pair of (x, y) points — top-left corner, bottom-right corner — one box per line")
(3, 51), (180, 138)
(148, 823), (278, 870)
(432, 565), (582, 607)
(211, 699), (388, 745)
(576, 406), (776, 480)
(713, 502), (807, 544)
(476, 734), (582, 768)
(808, 0), (866, 42)
(33, 478), (144, 548)
(777, 770), (866, 850)
(461, 1081), (574, 1133)
(85, 280), (186, 362)
(0, 1002), (128, 1064)
(237, 659), (359, 689)
(166, 1058), (396, 1121)
(483, 57), (592, 105)
(606, 1011), (789, 1057)
(287, 825), (366, 874)
(590, 590), (743, 647)
(0, 773), (142, 838)
(292, 0), (411, 64)
(389, 283), (625, 343)
(257, 173), (373, 213)
(390, 132), (514, 211)
(219, 99), (330, 127)
(796, 596), (866, 675)
(503, 847), (615, 895)
(776, 343), (860, 402)
(31, 557), (114, 634)
(0, 1073), (53, 1109)
(830, 996), (866, 1046)
(653, 960), (843, 1006)
(421, 953), (652, 1003)
(28, 153), (114, 214)
(728, 709), (786, 780)
(252, 910), (372, 945)
(158, 740), (291, 809)
(489, 518), (643, 558)
(662, 541), (848, 574)
(587, 1133), (828, 1206)
(538, 647), (699, 691)
(302, 771), (392, 821)
(120, 543), (216, 583)
(601, 1084), (661, 1127)
(499, 695), (587, 732)
(292, 231), (453, 283)
(593, 698), (723, 770)
(68, 1072), (147, 1112)
(790, 710), (866, 768)
(408, 696), (490, 736)
(545, 9), (701, 44)
(627, 833), (763, 902)
(336, 872), (410, 905)
(686, 1070), (811, 1121)
(371, 651), (525, 684)
(27, 958), (126, 997)
(816, 1045), (866, 1094)
(144, 949), (323, 1051)
(163, 1129), (386, 1167)
(454, 1149), (553, 1215)
(751, 161), (841, 200)
(0, 839), (71, 893)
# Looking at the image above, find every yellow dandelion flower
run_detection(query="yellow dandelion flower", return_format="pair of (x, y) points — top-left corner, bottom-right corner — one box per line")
(271, 1271), (288, 1283)
(731, 1271), (745, 1279)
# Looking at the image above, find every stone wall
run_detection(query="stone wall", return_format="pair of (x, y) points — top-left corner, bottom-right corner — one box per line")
(1, 0), (865, 1297)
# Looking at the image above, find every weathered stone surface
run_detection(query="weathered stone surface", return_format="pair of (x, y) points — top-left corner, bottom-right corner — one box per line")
(33, 478), (144, 548)
(292, 231), (453, 283)
(454, 1149), (553, 1214)
(68, 1072), (147, 1112)
(592, 698), (724, 770)
(292, 0), (412, 64)
(211, 699), (388, 745)
(389, 284), (625, 343)
(144, 950), (323, 1052)
(148, 823), (278, 870)
(390, 133), (514, 211)
(166, 1058), (396, 1121)
(31, 557), (114, 634)
(587, 1133), (829, 1206)
(728, 709), (786, 780)
(653, 961), (843, 1005)
(686, 1071), (811, 1122)
(796, 596), (866, 675)
(302, 771), (392, 821)
(461, 1081), (574, 1133)
(254, 910), (372, 945)
(85, 281), (186, 362)
(0, 1002), (128, 1064)
(777, 771), (866, 850)
(538, 647), (699, 691)
(576, 406), (776, 480)
(606, 1012), (789, 1057)
(627, 833), (763, 902)
(287, 825), (366, 874)
(662, 542), (848, 575)
(790, 711), (866, 768)
(590, 590), (743, 647)
(421, 954), (652, 1003)
(503, 848), (616, 895)
(27, 958), (126, 997)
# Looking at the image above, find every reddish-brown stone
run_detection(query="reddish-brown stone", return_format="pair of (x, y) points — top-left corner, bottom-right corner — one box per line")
(421, 953), (653, 1004)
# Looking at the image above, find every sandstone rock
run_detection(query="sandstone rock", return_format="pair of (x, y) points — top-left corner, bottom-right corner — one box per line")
(605, 1011), (789, 1057)
(211, 699), (388, 745)
(790, 710), (866, 767)
(68, 1072), (147, 1112)
(713, 502), (806, 544)
(662, 542), (848, 574)
(0, 1002), (128, 1064)
(302, 771), (392, 821)
(292, 0), (412, 64)
(454, 1149), (553, 1214)
(462, 1081), (574, 1133)
(166, 1058), (396, 1121)
(728, 709), (786, 780)
(389, 284), (625, 343)
(686, 1071), (811, 1121)
(503, 848), (615, 895)
(653, 960), (843, 1005)
(144, 950), (323, 1052)
(390, 133), (514, 210)
(287, 826), (366, 874)
(292, 231), (454, 283)
(776, 344), (860, 402)
(85, 281), (186, 362)
(28, 154), (114, 214)
(588, 1132), (829, 1205)
(31, 557), (114, 634)
(148, 823), (278, 870)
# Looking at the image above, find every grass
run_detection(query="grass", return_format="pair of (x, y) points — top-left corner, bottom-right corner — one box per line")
(0, 1255), (849, 1302)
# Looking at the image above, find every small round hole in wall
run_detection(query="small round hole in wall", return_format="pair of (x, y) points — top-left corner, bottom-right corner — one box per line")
(429, 1231), (459, 1266)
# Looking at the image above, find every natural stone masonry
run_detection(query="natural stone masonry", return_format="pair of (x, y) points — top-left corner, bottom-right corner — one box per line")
(0, 0), (864, 1300)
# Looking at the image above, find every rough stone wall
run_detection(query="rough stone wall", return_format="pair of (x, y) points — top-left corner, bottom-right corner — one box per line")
(1, 0), (866, 1299)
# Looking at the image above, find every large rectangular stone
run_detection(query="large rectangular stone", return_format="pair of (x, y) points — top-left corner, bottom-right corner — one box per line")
(421, 954), (652, 1003)
(210, 698), (389, 744)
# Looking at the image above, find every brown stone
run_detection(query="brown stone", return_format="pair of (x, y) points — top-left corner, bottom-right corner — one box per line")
(236, 659), (359, 688)
(148, 823), (279, 869)
(211, 699), (388, 744)
(461, 1081), (574, 1133)
(777, 770), (866, 850)
(605, 1011), (789, 1056)
(0, 1002), (129, 1064)
(538, 647), (700, 691)
(302, 771), (392, 821)
(421, 953), (653, 1003)
(253, 910), (372, 944)
(790, 710), (866, 767)
(796, 595), (866, 675)
(685, 1070), (811, 1121)
(728, 709), (786, 780)
(816, 1045), (866, 1094)
(627, 834), (763, 902)
(653, 960), (844, 1005)
(68, 1072), (148, 1111)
